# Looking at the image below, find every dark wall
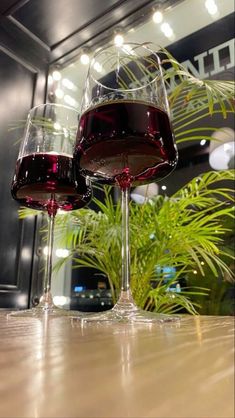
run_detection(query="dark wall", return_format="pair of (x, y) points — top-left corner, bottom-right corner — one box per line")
(0, 52), (34, 307)
(0, 5), (48, 308)
(0, 49), (48, 308)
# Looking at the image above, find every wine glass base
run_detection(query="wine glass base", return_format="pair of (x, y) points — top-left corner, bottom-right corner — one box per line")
(7, 305), (84, 319)
(78, 306), (180, 324)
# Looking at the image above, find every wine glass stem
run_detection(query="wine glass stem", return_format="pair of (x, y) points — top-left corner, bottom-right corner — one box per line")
(38, 212), (56, 308)
(44, 213), (55, 295)
(121, 187), (131, 293)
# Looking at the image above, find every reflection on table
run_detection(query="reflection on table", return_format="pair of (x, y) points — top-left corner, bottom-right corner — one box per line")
(0, 313), (234, 418)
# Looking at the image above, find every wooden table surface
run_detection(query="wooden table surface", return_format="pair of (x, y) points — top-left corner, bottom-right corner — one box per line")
(0, 313), (234, 418)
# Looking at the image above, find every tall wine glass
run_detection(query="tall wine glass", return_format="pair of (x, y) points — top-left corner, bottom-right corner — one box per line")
(75, 43), (179, 323)
(10, 103), (92, 318)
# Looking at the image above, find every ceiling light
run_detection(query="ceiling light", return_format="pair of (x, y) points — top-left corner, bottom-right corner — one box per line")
(43, 246), (49, 256)
(161, 22), (174, 38)
(161, 185), (167, 190)
(55, 88), (64, 99)
(52, 70), (61, 81)
(93, 61), (102, 73)
(64, 95), (78, 107)
(205, 0), (218, 15)
(114, 33), (124, 47)
(53, 122), (61, 130)
(80, 53), (90, 65)
(55, 248), (69, 258)
(200, 139), (207, 146)
(62, 78), (77, 91)
(153, 11), (163, 24)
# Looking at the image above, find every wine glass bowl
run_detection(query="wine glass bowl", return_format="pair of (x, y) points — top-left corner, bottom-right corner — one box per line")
(12, 104), (91, 213)
(10, 103), (92, 318)
(75, 43), (178, 187)
(75, 42), (179, 324)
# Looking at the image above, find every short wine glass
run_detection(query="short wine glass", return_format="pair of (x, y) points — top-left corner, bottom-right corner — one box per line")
(75, 42), (180, 324)
(10, 103), (92, 318)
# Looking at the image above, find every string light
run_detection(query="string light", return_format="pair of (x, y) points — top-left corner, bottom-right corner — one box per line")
(93, 61), (102, 73)
(43, 246), (49, 256)
(62, 78), (77, 91)
(55, 88), (64, 99)
(161, 22), (174, 38)
(114, 33), (124, 46)
(205, 0), (218, 15)
(53, 122), (61, 130)
(64, 95), (78, 107)
(52, 70), (61, 81)
(55, 248), (69, 258)
(153, 11), (163, 23)
(80, 53), (90, 65)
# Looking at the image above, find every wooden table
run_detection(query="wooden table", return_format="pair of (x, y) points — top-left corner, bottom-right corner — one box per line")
(0, 313), (234, 418)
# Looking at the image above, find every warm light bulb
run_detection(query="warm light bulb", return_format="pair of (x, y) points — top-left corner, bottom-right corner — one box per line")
(63, 95), (78, 107)
(55, 248), (69, 258)
(52, 70), (61, 81)
(153, 11), (163, 23)
(43, 246), (49, 256)
(80, 53), (90, 65)
(161, 22), (174, 38)
(114, 34), (124, 46)
(53, 122), (61, 130)
(205, 0), (218, 15)
(55, 88), (64, 99)
(93, 61), (102, 73)
(62, 78), (77, 91)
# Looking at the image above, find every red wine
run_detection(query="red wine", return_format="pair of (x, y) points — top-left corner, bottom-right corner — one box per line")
(75, 100), (178, 188)
(11, 152), (91, 212)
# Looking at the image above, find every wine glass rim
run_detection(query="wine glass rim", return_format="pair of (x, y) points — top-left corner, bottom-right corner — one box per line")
(89, 42), (162, 93)
(28, 103), (79, 115)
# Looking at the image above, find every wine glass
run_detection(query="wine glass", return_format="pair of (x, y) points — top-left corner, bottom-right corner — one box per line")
(74, 43), (179, 323)
(10, 103), (92, 318)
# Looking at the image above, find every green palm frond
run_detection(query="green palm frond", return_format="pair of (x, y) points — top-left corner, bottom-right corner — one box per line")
(26, 169), (233, 314)
(17, 170), (234, 313)
(154, 48), (234, 147)
(160, 48), (234, 117)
